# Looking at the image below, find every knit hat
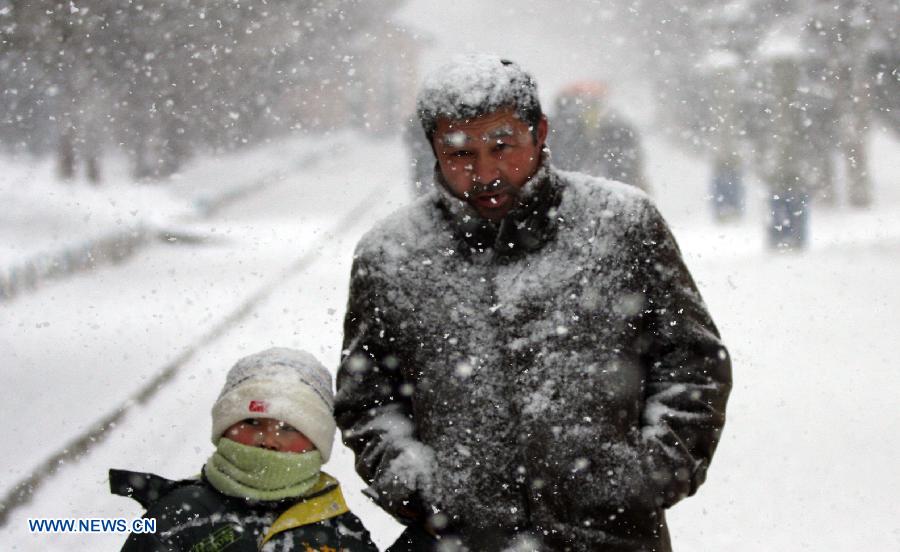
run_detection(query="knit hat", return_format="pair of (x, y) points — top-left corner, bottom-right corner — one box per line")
(211, 348), (336, 461)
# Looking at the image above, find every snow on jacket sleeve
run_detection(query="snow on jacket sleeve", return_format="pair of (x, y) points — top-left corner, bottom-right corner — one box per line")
(625, 200), (732, 510)
(335, 252), (434, 523)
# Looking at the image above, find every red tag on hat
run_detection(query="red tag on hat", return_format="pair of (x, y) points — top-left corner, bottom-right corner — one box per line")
(248, 400), (267, 413)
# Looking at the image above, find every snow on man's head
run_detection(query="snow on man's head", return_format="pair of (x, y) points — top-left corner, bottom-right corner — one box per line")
(416, 54), (543, 144)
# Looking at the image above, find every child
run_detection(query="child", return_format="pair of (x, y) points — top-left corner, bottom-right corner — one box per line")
(111, 348), (378, 551)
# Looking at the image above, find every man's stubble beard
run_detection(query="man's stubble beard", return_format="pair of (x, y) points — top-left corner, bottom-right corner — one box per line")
(465, 178), (515, 198)
(466, 179), (522, 221)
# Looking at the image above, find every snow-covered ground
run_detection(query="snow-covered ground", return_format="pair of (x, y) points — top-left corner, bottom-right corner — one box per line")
(3, 2), (898, 549)
(3, 127), (898, 551)
(0, 133), (349, 301)
(1, 135), (409, 548)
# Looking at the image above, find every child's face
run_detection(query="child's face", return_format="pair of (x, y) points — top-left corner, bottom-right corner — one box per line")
(223, 417), (316, 453)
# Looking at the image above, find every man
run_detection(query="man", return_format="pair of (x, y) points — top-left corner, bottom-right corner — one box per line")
(336, 55), (731, 552)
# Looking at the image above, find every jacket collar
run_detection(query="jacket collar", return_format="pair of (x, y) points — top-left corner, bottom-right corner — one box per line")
(260, 472), (349, 546)
(434, 153), (563, 256)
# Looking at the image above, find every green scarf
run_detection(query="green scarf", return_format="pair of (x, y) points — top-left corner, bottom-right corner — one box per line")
(204, 438), (323, 501)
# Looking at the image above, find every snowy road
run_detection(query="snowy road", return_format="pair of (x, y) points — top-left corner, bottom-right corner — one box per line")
(2, 137), (409, 547)
(4, 132), (899, 551)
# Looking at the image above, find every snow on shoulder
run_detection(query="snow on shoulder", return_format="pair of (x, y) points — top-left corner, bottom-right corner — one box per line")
(353, 194), (444, 262)
(556, 168), (657, 227)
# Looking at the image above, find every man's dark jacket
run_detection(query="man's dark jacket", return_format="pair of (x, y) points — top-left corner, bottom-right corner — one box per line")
(335, 164), (732, 551)
(110, 469), (377, 551)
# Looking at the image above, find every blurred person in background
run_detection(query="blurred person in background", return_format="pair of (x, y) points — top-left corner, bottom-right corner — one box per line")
(550, 81), (651, 194)
(403, 114), (436, 197)
(710, 148), (746, 222)
(755, 55), (816, 251)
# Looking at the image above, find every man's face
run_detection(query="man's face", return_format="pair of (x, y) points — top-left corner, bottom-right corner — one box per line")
(223, 417), (316, 453)
(433, 107), (548, 221)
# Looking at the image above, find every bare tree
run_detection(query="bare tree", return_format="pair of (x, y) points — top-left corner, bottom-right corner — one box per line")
(0, 0), (415, 181)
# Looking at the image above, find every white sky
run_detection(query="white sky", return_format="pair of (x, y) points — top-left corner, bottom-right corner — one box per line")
(395, 0), (652, 120)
